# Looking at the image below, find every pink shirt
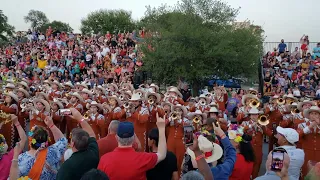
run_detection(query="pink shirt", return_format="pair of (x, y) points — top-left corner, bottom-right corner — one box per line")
(0, 149), (14, 180)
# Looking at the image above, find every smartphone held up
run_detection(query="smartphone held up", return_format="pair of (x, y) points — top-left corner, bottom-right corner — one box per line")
(58, 109), (72, 116)
(184, 125), (194, 146)
(271, 149), (285, 171)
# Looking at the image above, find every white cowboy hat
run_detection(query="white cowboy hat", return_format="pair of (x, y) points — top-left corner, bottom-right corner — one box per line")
(145, 90), (161, 103)
(50, 80), (63, 88)
(78, 82), (88, 89)
(248, 107), (262, 114)
(17, 81), (29, 90)
(106, 83), (118, 92)
(81, 88), (93, 97)
(209, 107), (219, 113)
(270, 95), (280, 100)
(196, 94), (211, 104)
(69, 92), (84, 102)
(64, 81), (74, 88)
(133, 89), (146, 99)
(303, 106), (320, 119)
(43, 80), (51, 85)
(188, 110), (207, 120)
(4, 92), (19, 102)
(16, 88), (30, 98)
(168, 87), (183, 98)
(51, 99), (64, 109)
(86, 101), (103, 111)
(171, 104), (188, 117)
(36, 92), (49, 101)
(241, 94), (259, 105)
(33, 98), (50, 112)
(129, 93), (142, 101)
(20, 78), (29, 85)
(5, 83), (15, 89)
(123, 90), (133, 97)
(121, 83), (134, 91)
(107, 95), (122, 105)
(96, 85), (107, 95)
(187, 135), (223, 165)
(161, 102), (173, 109)
(284, 94), (298, 101)
(297, 100), (315, 111)
(248, 88), (258, 93)
(149, 83), (159, 92)
(289, 102), (298, 108)
(209, 102), (219, 108)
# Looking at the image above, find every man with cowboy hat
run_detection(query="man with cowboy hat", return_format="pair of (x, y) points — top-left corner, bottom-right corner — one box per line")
(50, 98), (66, 133)
(213, 86), (228, 112)
(195, 94), (211, 113)
(149, 83), (159, 93)
(105, 83), (119, 96)
(17, 81), (30, 92)
(166, 87), (184, 105)
(48, 80), (63, 100)
(237, 94), (259, 123)
(145, 90), (165, 151)
(297, 106), (320, 178)
(240, 107), (273, 179)
(188, 110), (207, 132)
(65, 92), (84, 142)
(95, 85), (108, 104)
(16, 88), (30, 131)
(126, 93), (150, 151)
(80, 88), (93, 110)
(85, 101), (106, 139)
(279, 94), (299, 128)
(107, 95), (126, 121)
(166, 104), (191, 175)
(63, 81), (74, 97)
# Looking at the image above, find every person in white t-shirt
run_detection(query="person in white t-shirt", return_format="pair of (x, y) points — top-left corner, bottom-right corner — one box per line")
(38, 32), (45, 41)
(275, 127), (304, 180)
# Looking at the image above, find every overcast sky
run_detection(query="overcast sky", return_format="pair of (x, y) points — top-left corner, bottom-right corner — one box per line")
(2, 0), (319, 42)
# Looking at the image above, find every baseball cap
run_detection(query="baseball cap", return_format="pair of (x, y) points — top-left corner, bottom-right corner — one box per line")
(276, 126), (299, 144)
(117, 122), (134, 138)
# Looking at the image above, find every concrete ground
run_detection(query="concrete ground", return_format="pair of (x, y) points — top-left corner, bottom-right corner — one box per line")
(259, 142), (269, 176)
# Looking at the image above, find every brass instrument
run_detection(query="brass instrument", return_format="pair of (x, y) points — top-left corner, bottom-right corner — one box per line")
(148, 98), (154, 105)
(83, 111), (90, 119)
(249, 99), (260, 108)
(193, 116), (201, 124)
(106, 87), (111, 92)
(200, 101), (206, 106)
(277, 98), (286, 105)
(123, 102), (131, 109)
(317, 102), (320, 108)
(119, 94), (125, 101)
(291, 108), (300, 115)
(137, 92), (143, 98)
(250, 91), (257, 95)
(258, 114), (269, 126)
(170, 112), (178, 120)
(65, 93), (70, 97)
(286, 99), (294, 105)
(0, 110), (12, 124)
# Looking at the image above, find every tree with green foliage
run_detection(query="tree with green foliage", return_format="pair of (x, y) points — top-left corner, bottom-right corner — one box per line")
(0, 10), (15, 46)
(80, 9), (136, 35)
(140, 0), (264, 94)
(24, 10), (49, 30)
(39, 20), (73, 33)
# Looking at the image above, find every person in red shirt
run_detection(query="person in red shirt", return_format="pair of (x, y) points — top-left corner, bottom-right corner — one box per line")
(228, 126), (255, 180)
(98, 113), (167, 180)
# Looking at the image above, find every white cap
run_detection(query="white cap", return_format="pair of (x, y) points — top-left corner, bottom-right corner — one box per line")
(276, 126), (299, 144)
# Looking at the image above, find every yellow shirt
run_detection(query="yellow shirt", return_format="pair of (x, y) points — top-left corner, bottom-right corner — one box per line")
(37, 59), (47, 69)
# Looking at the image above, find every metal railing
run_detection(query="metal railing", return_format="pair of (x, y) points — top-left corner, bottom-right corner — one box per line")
(263, 42), (318, 54)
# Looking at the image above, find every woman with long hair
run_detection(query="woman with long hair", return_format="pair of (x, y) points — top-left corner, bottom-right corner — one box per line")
(18, 116), (67, 179)
(229, 126), (255, 180)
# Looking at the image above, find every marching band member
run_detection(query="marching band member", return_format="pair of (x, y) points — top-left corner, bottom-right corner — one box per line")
(188, 110), (207, 132)
(0, 92), (19, 148)
(237, 94), (258, 123)
(119, 90), (132, 104)
(126, 93), (149, 151)
(48, 80), (63, 100)
(85, 101), (106, 139)
(76, 82), (88, 91)
(4, 83), (15, 93)
(145, 90), (164, 131)
(80, 88), (93, 110)
(63, 81), (74, 96)
(264, 95), (285, 152)
(108, 95), (126, 121)
(101, 102), (112, 134)
(166, 87), (184, 105)
(17, 81), (30, 92)
(241, 107), (272, 179)
(195, 94), (210, 113)
(50, 99), (66, 133)
(120, 83), (134, 92)
(36, 92), (50, 102)
(105, 83), (118, 96)
(297, 106), (320, 178)
(295, 100), (315, 127)
(65, 92), (84, 141)
(16, 88), (30, 130)
(207, 106), (228, 131)
(95, 85), (108, 103)
(279, 94), (298, 128)
(149, 83), (159, 93)
(133, 89), (146, 101)
(214, 86), (228, 112)
(167, 104), (191, 174)
(185, 97), (196, 112)
(29, 98), (54, 144)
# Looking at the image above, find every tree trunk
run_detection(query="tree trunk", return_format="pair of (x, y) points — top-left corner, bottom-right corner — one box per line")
(192, 81), (200, 97)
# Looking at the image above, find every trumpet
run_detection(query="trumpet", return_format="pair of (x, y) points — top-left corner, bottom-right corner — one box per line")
(123, 102), (131, 109)
(119, 94), (125, 101)
(200, 101), (206, 106)
(193, 116), (201, 124)
(83, 111), (90, 119)
(170, 112), (178, 120)
(277, 98), (286, 105)
(65, 93), (70, 97)
(0, 110), (12, 124)
(106, 87), (111, 92)
(286, 99), (295, 105)
(258, 114), (269, 126)
(137, 92), (143, 97)
(249, 99), (260, 108)
(250, 91), (257, 95)
(291, 108), (300, 115)
(20, 103), (27, 112)
(148, 98), (154, 105)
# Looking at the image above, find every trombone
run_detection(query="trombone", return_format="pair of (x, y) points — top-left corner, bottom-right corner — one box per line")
(258, 114), (269, 126)
(170, 112), (178, 120)
(291, 108), (300, 115)
(249, 99), (260, 108)
(148, 98), (155, 105)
